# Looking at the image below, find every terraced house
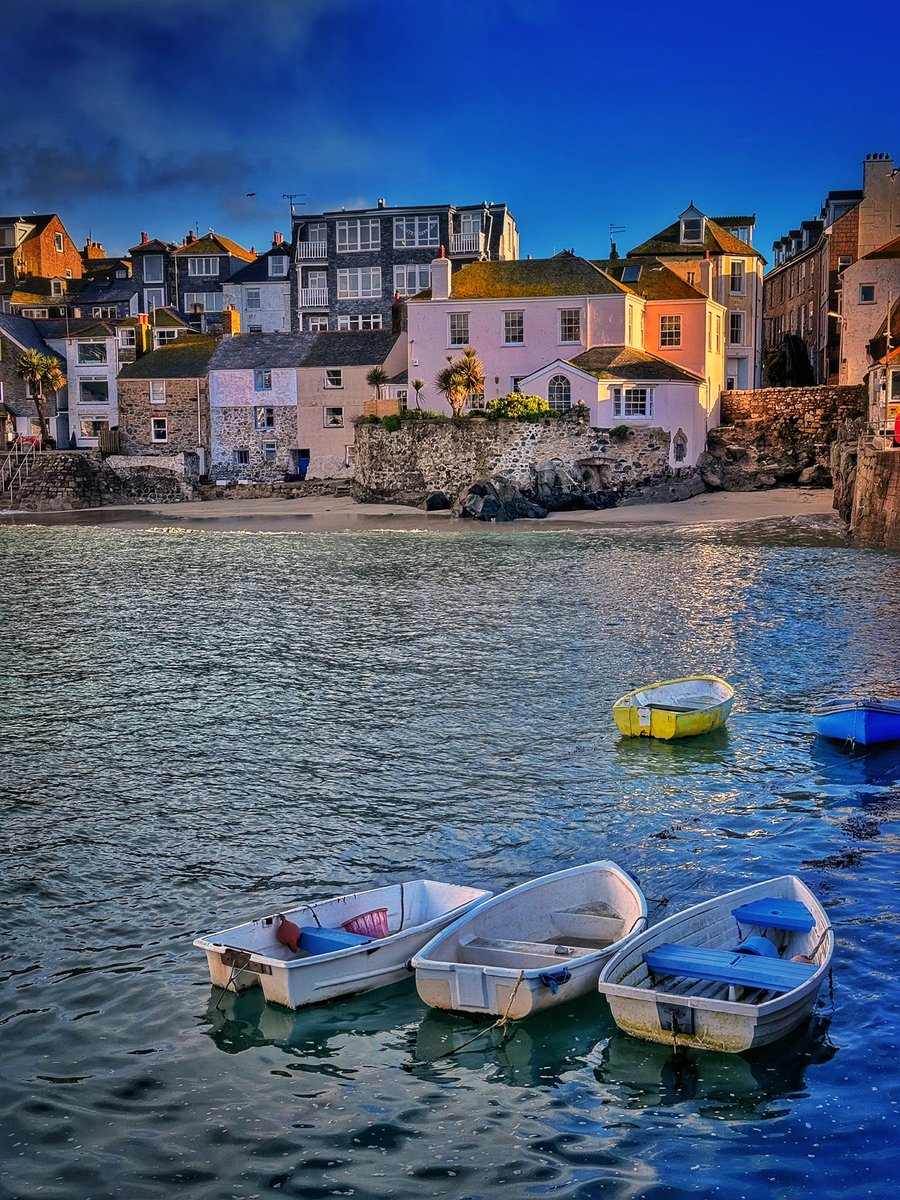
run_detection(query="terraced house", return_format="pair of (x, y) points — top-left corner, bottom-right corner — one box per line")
(291, 199), (518, 334)
(221, 235), (292, 333)
(0, 213), (84, 318)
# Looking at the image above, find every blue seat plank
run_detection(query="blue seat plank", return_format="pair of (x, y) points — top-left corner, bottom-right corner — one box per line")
(731, 897), (815, 933)
(299, 927), (371, 955)
(645, 944), (817, 993)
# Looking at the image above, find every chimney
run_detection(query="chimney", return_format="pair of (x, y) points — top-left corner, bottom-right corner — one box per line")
(221, 305), (241, 337)
(609, 241), (619, 260)
(391, 292), (407, 334)
(431, 255), (452, 300)
(377, 198), (386, 208)
(138, 313), (149, 324)
(185, 230), (195, 245)
(273, 231), (283, 245)
(140, 231), (149, 245)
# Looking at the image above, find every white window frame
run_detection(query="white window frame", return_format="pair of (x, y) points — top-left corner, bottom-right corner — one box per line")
(150, 380), (166, 404)
(729, 260), (745, 294)
(308, 316), (329, 332)
(336, 218), (380, 253)
(187, 256), (220, 277)
(324, 406), (344, 428)
(611, 386), (653, 418)
(393, 215), (439, 248)
(155, 329), (178, 344)
(119, 328), (136, 348)
(51, 279), (63, 296)
(0, 260), (5, 284)
(393, 264), (431, 297)
(77, 341), (107, 364)
(659, 314), (681, 347)
(151, 417), (168, 443)
(559, 308), (581, 344)
(729, 311), (745, 346)
(458, 212), (480, 236)
(336, 267), (381, 299)
(79, 378), (109, 404)
(143, 255), (164, 283)
(548, 374), (572, 412)
(324, 369), (343, 389)
(246, 288), (261, 310)
(503, 310), (524, 345)
(262, 441), (277, 462)
(336, 314), (383, 330)
(233, 449), (250, 466)
(859, 284), (876, 304)
(680, 217), (704, 243)
(55, 232), (64, 252)
(268, 255), (288, 276)
(448, 312), (469, 347)
(144, 287), (165, 311)
(183, 292), (224, 313)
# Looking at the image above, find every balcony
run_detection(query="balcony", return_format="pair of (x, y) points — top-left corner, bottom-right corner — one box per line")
(299, 287), (329, 307)
(450, 231), (486, 256)
(297, 241), (328, 260)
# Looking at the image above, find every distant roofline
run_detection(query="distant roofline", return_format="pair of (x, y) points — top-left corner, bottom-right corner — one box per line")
(295, 201), (512, 220)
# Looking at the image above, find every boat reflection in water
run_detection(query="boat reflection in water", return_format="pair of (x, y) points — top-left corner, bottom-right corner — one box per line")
(593, 1012), (837, 1120)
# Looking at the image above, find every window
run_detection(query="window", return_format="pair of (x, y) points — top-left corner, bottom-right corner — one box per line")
(80, 418), (108, 438)
(248, 325), (263, 334)
(253, 368), (272, 391)
(144, 288), (165, 311)
(263, 441), (277, 462)
(151, 417), (168, 442)
(0, 228), (14, 247)
(119, 328), (136, 348)
(79, 379), (109, 404)
(187, 257), (219, 276)
(55, 232), (64, 252)
(458, 212), (480, 235)
(92, 306), (117, 318)
(393, 215), (439, 248)
(838, 255), (852, 273)
(344, 444), (354, 467)
(511, 376), (524, 393)
(621, 264), (641, 283)
(116, 269), (127, 279)
(726, 375), (736, 390)
(306, 222), (327, 243)
(51, 279), (63, 296)
(612, 386), (652, 417)
(303, 268), (327, 290)
(336, 314), (382, 330)
(449, 312), (469, 346)
(729, 260), (745, 294)
(324, 406), (344, 428)
(393, 264), (431, 296)
(859, 284), (876, 304)
(503, 310), (524, 344)
(547, 374), (571, 412)
(307, 316), (329, 332)
(150, 380), (166, 404)
(144, 255), (164, 283)
(0, 260), (5, 283)
(78, 341), (107, 363)
(681, 218), (703, 243)
(156, 329), (178, 343)
(559, 309), (581, 343)
(659, 315), (681, 347)
(325, 369), (343, 389)
(253, 406), (275, 430)
(268, 255), (288, 276)
(729, 311), (744, 345)
(246, 288), (261, 310)
(715, 315), (721, 352)
(65, 268), (73, 279)
(233, 449), (250, 466)
(21, 308), (48, 318)
(336, 267), (381, 299)
(183, 292), (223, 313)
(336, 218), (380, 252)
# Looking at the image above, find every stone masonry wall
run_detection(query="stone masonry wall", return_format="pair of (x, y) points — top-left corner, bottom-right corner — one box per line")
(118, 377), (211, 455)
(354, 417), (701, 507)
(851, 445), (900, 548)
(720, 385), (867, 432)
(209, 406), (296, 483)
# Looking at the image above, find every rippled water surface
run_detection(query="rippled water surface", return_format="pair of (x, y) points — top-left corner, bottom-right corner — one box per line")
(3, 518), (900, 1200)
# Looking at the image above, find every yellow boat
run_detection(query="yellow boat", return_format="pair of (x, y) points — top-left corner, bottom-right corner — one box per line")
(613, 675), (735, 740)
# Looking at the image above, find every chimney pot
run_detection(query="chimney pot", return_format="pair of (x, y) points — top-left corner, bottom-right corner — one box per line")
(141, 231), (148, 245)
(273, 231), (283, 245)
(377, 198), (385, 208)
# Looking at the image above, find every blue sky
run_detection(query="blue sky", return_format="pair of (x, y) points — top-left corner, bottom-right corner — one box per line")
(3, 0), (896, 264)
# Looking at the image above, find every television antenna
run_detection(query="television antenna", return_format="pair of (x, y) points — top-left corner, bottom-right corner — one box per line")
(610, 223), (626, 255)
(283, 193), (307, 217)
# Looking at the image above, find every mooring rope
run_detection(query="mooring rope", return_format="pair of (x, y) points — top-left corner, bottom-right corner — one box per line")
(415, 971), (527, 1065)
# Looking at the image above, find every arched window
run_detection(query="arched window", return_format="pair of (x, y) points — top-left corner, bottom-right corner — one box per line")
(548, 374), (571, 413)
(673, 430), (688, 464)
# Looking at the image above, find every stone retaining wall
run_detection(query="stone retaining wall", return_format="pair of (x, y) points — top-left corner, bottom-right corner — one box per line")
(851, 444), (900, 548)
(720, 385), (866, 435)
(353, 416), (702, 508)
(11, 452), (129, 511)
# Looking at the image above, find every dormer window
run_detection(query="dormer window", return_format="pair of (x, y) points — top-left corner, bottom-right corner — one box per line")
(269, 255), (288, 276)
(621, 264), (641, 283)
(679, 208), (706, 245)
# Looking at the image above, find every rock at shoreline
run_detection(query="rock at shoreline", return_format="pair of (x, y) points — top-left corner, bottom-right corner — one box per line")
(420, 491), (451, 511)
(453, 478), (548, 522)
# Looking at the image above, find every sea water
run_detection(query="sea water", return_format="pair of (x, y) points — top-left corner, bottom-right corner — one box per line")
(2, 518), (899, 1199)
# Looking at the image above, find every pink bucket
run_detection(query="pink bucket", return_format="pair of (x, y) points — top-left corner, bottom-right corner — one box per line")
(342, 907), (389, 938)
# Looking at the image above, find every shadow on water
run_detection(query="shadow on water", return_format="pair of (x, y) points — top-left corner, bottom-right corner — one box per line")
(593, 1012), (838, 1120)
(811, 733), (900, 792)
(613, 725), (732, 771)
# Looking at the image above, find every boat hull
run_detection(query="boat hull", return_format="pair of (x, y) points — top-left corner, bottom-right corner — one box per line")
(598, 876), (832, 1054)
(613, 675), (734, 740)
(413, 861), (647, 1020)
(813, 702), (900, 747)
(195, 881), (490, 1010)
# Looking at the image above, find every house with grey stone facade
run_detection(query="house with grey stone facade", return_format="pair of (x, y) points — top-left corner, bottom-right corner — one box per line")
(0, 312), (66, 445)
(221, 236), (292, 333)
(291, 200), (518, 335)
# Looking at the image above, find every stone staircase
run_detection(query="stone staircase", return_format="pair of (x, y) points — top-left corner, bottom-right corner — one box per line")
(0, 444), (40, 509)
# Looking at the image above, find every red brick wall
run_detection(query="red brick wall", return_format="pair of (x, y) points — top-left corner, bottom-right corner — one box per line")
(19, 216), (83, 280)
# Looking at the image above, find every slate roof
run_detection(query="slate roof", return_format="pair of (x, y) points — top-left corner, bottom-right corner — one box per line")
(174, 232), (254, 261)
(0, 312), (55, 355)
(209, 333), (318, 371)
(300, 330), (402, 367)
(36, 318), (113, 340)
(117, 334), (220, 379)
(629, 217), (762, 260)
(226, 246), (292, 285)
(565, 345), (704, 384)
(592, 258), (706, 301)
(0, 214), (56, 236)
(118, 306), (188, 329)
(411, 255), (624, 301)
(75, 277), (138, 306)
(712, 215), (756, 227)
(129, 237), (177, 254)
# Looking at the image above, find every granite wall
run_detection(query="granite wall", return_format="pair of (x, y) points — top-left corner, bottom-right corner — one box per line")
(851, 445), (900, 549)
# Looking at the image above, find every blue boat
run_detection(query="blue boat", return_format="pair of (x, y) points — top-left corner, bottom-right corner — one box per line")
(813, 698), (900, 747)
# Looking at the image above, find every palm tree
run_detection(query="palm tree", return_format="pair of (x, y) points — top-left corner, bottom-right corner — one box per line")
(455, 347), (485, 410)
(16, 349), (65, 446)
(435, 360), (468, 418)
(365, 365), (388, 417)
(411, 377), (425, 411)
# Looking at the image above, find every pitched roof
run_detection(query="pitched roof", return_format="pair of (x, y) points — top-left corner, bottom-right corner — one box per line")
(118, 306), (188, 329)
(712, 215), (756, 227)
(412, 254), (624, 301)
(36, 318), (114, 340)
(0, 312), (56, 356)
(0, 214), (57, 237)
(629, 216), (762, 260)
(174, 232), (254, 262)
(862, 234), (900, 260)
(117, 334), (220, 380)
(592, 258), (706, 300)
(129, 237), (177, 254)
(225, 246), (292, 284)
(300, 330), (402, 368)
(566, 345), (704, 383)
(209, 333), (318, 371)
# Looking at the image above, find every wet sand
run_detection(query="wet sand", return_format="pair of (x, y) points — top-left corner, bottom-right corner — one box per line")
(0, 487), (840, 533)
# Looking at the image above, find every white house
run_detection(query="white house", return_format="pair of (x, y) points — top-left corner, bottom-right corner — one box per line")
(221, 238), (292, 334)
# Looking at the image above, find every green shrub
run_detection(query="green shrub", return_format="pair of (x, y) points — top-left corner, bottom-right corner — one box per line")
(485, 392), (551, 421)
(380, 414), (402, 432)
(610, 424), (633, 441)
(398, 408), (446, 421)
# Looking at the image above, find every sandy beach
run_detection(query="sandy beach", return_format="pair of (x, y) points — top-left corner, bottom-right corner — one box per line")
(0, 487), (841, 533)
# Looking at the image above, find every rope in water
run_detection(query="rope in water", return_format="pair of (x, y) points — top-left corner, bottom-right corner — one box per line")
(415, 971), (527, 1064)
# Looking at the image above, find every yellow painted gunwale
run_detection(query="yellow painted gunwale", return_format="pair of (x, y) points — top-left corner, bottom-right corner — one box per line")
(613, 674), (735, 740)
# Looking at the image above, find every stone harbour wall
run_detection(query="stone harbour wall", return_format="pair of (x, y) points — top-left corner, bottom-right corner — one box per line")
(353, 415), (703, 513)
(720, 385), (867, 433)
(850, 444), (900, 549)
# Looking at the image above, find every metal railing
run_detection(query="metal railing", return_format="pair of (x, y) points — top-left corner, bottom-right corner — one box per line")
(1, 442), (39, 506)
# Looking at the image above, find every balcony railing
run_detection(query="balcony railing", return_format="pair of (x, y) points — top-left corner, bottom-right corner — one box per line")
(297, 241), (328, 260)
(299, 287), (329, 307)
(450, 231), (486, 256)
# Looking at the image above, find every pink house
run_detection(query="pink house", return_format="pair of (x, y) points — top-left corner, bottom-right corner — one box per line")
(406, 253), (725, 466)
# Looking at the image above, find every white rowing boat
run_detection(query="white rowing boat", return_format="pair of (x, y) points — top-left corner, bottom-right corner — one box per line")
(194, 879), (491, 1010)
(412, 861), (647, 1020)
(597, 875), (833, 1053)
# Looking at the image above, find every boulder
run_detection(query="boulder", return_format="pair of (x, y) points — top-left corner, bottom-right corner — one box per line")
(453, 478), (548, 521)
